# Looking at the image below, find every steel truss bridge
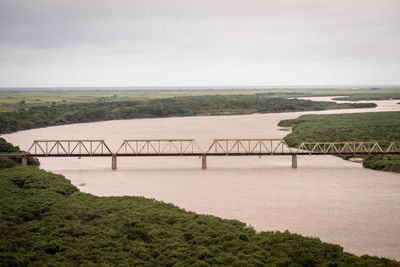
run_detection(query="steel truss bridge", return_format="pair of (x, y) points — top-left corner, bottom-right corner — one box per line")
(3, 139), (400, 169)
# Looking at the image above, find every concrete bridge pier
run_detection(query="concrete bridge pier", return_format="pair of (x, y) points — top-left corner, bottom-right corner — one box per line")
(382, 153), (388, 160)
(112, 155), (117, 170)
(22, 157), (27, 166)
(291, 154), (297, 168)
(201, 155), (207, 169)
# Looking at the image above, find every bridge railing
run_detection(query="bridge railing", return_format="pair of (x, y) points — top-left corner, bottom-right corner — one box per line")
(205, 139), (294, 155)
(27, 140), (113, 156)
(116, 139), (204, 156)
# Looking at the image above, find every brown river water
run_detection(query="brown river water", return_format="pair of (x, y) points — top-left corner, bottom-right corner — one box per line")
(2, 98), (400, 260)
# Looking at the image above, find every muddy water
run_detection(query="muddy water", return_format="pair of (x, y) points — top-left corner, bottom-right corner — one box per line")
(3, 98), (400, 260)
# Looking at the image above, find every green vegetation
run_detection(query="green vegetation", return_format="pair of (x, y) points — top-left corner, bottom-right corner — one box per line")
(0, 138), (38, 168)
(1, 87), (398, 112)
(278, 112), (400, 173)
(363, 156), (400, 173)
(1, 166), (398, 266)
(0, 94), (375, 134)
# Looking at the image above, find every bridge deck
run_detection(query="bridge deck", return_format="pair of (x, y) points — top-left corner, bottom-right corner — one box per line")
(21, 152), (400, 157)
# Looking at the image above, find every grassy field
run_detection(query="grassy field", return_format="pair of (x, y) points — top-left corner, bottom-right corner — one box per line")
(1, 164), (398, 266)
(0, 87), (399, 112)
(278, 112), (400, 173)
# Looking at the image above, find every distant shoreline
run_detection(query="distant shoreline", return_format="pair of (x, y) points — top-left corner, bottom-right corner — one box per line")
(1, 85), (399, 91)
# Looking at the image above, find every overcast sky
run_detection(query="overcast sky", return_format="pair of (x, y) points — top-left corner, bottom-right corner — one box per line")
(0, 0), (399, 87)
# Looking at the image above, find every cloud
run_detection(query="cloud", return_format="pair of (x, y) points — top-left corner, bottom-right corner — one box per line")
(0, 0), (399, 86)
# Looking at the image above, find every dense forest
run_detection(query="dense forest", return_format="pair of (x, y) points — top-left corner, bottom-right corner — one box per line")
(278, 112), (400, 173)
(0, 94), (375, 134)
(1, 164), (398, 265)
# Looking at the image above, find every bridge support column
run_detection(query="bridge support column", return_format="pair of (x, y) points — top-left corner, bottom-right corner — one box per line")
(382, 153), (388, 160)
(22, 157), (27, 166)
(112, 155), (117, 170)
(201, 155), (207, 169)
(291, 154), (297, 168)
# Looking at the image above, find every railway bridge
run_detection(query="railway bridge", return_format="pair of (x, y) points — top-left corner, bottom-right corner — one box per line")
(2, 139), (399, 169)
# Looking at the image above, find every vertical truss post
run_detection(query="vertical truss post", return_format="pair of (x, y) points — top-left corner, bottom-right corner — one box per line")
(291, 154), (297, 168)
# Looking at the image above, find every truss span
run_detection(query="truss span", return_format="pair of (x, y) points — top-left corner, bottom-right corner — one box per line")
(116, 139), (204, 156)
(27, 140), (112, 157)
(206, 139), (293, 155)
(296, 142), (385, 155)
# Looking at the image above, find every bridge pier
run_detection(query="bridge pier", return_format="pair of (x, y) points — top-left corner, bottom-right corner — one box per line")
(22, 157), (27, 166)
(112, 155), (117, 170)
(291, 154), (297, 168)
(382, 153), (388, 160)
(201, 155), (207, 169)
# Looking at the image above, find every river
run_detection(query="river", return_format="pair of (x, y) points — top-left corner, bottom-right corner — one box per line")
(2, 98), (400, 260)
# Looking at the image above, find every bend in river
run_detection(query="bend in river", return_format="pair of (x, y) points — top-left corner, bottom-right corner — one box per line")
(3, 98), (400, 260)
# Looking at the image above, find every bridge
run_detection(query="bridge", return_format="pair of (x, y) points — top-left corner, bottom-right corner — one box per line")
(2, 139), (399, 169)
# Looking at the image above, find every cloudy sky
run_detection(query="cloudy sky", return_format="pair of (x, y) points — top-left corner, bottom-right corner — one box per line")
(0, 0), (399, 87)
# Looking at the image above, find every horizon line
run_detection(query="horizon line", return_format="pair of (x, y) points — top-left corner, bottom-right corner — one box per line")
(1, 84), (400, 90)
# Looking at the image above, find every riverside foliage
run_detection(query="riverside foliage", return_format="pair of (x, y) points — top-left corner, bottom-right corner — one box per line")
(278, 112), (400, 173)
(0, 138), (38, 168)
(0, 94), (375, 134)
(1, 165), (399, 266)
